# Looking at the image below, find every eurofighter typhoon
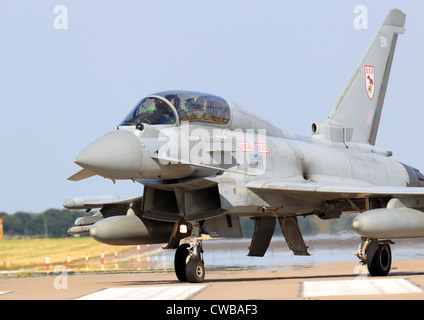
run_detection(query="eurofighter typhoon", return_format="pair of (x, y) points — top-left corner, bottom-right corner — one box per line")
(65, 9), (423, 282)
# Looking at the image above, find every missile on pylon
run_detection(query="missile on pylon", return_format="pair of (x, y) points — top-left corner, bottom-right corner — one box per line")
(68, 225), (92, 235)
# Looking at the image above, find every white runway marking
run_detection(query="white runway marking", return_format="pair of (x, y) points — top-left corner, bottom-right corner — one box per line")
(303, 278), (422, 298)
(76, 285), (206, 300)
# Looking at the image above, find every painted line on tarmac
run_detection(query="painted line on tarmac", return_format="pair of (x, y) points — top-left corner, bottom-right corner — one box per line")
(76, 285), (206, 300)
(303, 278), (422, 298)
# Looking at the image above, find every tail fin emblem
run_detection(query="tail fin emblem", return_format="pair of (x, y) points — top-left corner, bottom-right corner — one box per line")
(365, 65), (375, 100)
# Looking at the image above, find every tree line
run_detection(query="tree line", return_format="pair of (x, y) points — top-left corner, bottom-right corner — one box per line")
(0, 208), (357, 239)
(0, 209), (91, 239)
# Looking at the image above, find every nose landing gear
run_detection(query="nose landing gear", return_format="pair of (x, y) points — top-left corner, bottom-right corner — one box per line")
(174, 222), (205, 283)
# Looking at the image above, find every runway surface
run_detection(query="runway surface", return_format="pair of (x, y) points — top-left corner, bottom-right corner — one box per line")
(2, 259), (424, 300)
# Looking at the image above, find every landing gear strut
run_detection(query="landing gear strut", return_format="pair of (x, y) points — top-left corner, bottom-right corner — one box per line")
(354, 238), (393, 276)
(174, 223), (205, 283)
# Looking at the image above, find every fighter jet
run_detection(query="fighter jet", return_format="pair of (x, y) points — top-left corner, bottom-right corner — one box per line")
(65, 9), (422, 283)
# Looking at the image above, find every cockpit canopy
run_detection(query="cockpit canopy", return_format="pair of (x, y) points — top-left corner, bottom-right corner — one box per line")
(119, 90), (231, 127)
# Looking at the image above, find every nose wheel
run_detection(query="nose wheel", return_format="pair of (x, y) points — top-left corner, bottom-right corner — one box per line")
(186, 257), (205, 283)
(174, 239), (205, 283)
(173, 222), (205, 283)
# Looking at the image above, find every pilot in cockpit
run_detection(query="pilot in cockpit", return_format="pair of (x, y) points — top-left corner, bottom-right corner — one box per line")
(153, 99), (175, 124)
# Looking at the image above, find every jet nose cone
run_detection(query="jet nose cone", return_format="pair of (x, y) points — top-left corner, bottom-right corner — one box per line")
(75, 130), (143, 179)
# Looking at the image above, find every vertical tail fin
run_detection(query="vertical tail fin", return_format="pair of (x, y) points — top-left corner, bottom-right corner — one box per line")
(326, 9), (406, 145)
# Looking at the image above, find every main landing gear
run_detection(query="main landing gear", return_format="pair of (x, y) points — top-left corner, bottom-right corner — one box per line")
(354, 238), (393, 276)
(174, 223), (205, 283)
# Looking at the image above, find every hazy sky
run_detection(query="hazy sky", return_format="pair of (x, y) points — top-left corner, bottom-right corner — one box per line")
(1, 1), (423, 213)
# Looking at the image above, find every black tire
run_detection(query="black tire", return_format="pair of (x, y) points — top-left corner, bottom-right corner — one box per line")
(367, 244), (391, 276)
(186, 258), (205, 283)
(174, 244), (190, 282)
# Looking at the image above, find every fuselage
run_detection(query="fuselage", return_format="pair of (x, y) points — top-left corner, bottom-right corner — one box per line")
(73, 90), (424, 219)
